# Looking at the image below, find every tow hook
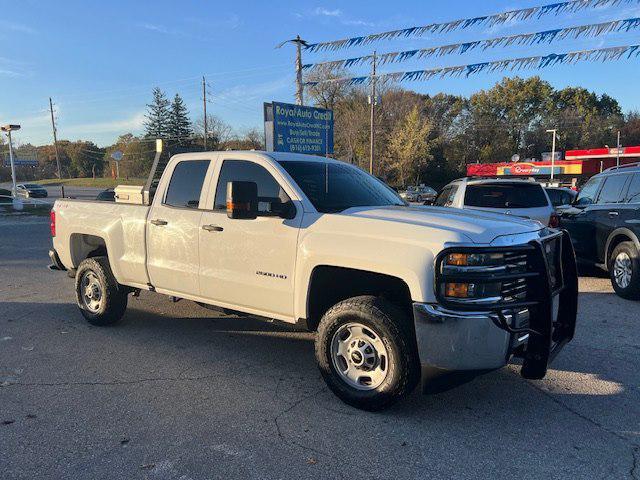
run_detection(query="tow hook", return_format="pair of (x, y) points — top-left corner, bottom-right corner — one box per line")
(491, 310), (542, 337)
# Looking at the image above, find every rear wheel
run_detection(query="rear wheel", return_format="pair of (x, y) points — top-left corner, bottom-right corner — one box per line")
(315, 296), (420, 411)
(609, 242), (640, 300)
(75, 257), (128, 325)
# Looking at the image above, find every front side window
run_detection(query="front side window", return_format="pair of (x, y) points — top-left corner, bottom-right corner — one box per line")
(464, 183), (548, 208)
(434, 185), (458, 207)
(163, 160), (210, 208)
(575, 177), (602, 206)
(596, 174), (630, 204)
(214, 160), (290, 214)
(278, 160), (404, 213)
(626, 174), (640, 203)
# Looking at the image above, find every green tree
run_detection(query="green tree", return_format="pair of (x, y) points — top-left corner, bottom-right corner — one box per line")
(105, 134), (154, 179)
(168, 94), (193, 145)
(144, 87), (170, 138)
(386, 106), (434, 187)
(66, 141), (104, 178)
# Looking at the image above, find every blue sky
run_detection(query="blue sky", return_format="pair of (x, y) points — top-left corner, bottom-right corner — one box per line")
(2, 0), (640, 147)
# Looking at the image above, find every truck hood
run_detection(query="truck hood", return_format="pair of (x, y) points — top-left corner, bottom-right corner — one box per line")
(342, 205), (544, 244)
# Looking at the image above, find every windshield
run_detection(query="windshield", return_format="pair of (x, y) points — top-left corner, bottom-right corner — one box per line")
(464, 183), (548, 209)
(279, 160), (405, 213)
(24, 184), (43, 188)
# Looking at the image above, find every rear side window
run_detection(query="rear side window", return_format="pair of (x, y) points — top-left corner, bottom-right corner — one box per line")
(597, 174), (630, 204)
(626, 174), (640, 203)
(163, 160), (210, 208)
(214, 160), (289, 213)
(434, 185), (458, 207)
(464, 183), (548, 208)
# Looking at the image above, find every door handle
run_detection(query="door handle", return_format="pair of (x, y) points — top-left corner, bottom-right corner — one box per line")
(608, 211), (619, 217)
(202, 224), (224, 232)
(150, 219), (168, 226)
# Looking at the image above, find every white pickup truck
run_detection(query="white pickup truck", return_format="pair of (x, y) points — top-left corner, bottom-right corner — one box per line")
(49, 151), (578, 410)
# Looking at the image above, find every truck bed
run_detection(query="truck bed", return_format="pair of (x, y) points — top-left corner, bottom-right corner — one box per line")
(53, 198), (151, 288)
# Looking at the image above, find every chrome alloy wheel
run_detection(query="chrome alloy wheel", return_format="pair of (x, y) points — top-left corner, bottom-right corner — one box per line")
(613, 252), (633, 289)
(81, 271), (103, 313)
(330, 323), (389, 390)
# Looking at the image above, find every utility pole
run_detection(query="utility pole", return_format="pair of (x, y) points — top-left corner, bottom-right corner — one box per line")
(1, 124), (21, 199)
(202, 76), (208, 151)
(369, 51), (377, 175)
(616, 130), (621, 167)
(49, 98), (62, 179)
(546, 129), (557, 182)
(295, 35), (304, 106)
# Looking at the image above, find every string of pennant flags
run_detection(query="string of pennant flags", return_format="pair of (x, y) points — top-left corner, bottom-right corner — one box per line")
(303, 0), (640, 52)
(303, 44), (640, 87)
(302, 17), (640, 71)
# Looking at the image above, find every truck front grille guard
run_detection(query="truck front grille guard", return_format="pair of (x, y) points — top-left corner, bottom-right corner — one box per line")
(434, 230), (579, 379)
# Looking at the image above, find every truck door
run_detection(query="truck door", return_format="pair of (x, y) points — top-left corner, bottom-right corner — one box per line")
(146, 159), (213, 296)
(198, 158), (302, 319)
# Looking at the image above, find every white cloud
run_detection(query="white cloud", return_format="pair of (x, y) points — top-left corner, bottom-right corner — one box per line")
(307, 6), (375, 27)
(0, 21), (36, 34)
(135, 22), (170, 34)
(314, 7), (342, 17)
(0, 69), (22, 78)
(62, 112), (146, 137)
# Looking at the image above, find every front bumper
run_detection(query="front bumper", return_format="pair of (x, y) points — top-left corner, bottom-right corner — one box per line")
(413, 230), (578, 379)
(413, 303), (530, 371)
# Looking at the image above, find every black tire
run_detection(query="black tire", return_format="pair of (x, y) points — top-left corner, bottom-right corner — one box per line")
(315, 295), (420, 411)
(609, 241), (640, 300)
(75, 256), (128, 326)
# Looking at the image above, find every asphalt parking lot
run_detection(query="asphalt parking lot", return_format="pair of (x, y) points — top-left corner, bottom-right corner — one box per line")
(1, 214), (638, 480)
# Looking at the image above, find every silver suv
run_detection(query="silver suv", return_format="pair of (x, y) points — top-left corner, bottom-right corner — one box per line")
(434, 178), (557, 226)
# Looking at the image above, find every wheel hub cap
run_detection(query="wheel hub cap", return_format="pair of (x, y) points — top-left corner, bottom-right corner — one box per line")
(614, 252), (632, 289)
(330, 323), (389, 391)
(81, 271), (103, 313)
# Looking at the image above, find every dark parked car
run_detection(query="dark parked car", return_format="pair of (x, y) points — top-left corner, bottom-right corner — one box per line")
(16, 183), (48, 198)
(96, 189), (115, 201)
(559, 163), (640, 299)
(545, 187), (577, 209)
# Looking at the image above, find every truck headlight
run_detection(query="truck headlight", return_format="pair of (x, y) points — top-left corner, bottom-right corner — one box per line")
(437, 249), (530, 308)
(445, 252), (504, 267)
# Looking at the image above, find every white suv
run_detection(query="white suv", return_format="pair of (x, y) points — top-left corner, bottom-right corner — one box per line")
(434, 178), (558, 227)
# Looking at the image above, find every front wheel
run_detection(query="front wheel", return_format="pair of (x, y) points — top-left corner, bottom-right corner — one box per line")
(609, 242), (640, 300)
(75, 256), (128, 325)
(315, 296), (420, 411)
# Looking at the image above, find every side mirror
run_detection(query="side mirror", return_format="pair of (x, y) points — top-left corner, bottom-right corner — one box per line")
(226, 181), (258, 219)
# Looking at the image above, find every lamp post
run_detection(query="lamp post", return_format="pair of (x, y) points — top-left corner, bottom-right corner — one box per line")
(1, 124), (21, 198)
(546, 129), (557, 182)
(616, 130), (621, 168)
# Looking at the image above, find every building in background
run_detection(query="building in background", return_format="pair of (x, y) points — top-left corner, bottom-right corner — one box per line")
(467, 145), (640, 187)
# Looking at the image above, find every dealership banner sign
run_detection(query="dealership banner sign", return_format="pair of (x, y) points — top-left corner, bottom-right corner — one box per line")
(264, 102), (333, 155)
(467, 160), (583, 177)
(2, 157), (39, 167)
